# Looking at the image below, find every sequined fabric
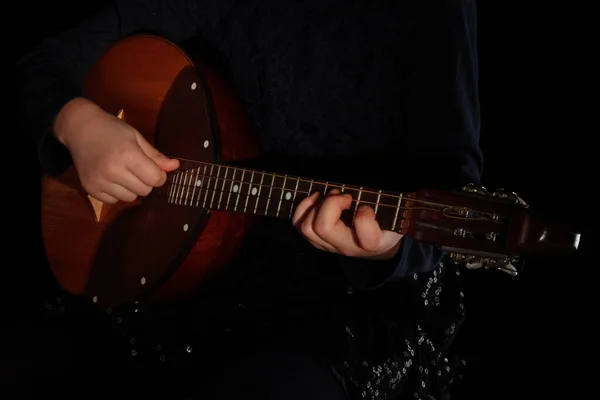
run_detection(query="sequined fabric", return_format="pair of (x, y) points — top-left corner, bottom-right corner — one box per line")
(21, 0), (479, 396)
(334, 260), (466, 400)
(40, 248), (466, 400)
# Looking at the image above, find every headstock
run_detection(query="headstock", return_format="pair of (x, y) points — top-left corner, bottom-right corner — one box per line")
(402, 183), (581, 276)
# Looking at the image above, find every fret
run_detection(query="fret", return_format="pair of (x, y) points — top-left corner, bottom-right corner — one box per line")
(350, 186), (367, 224)
(252, 171), (265, 214)
(207, 164), (219, 209)
(288, 176), (301, 218)
(295, 178), (313, 204)
(263, 173), (276, 216)
(252, 171), (273, 215)
(224, 166), (237, 210)
(308, 180), (326, 196)
(178, 170), (189, 205)
(244, 170), (262, 213)
(356, 188), (377, 214)
(352, 187), (363, 225)
(194, 164), (208, 207)
(233, 169), (246, 212)
(201, 164), (214, 208)
(277, 176), (298, 218)
(375, 191), (402, 231)
(268, 174), (285, 217)
(188, 167), (200, 206)
(276, 175), (288, 217)
(215, 166), (228, 210)
(165, 163), (406, 234)
(294, 178), (312, 196)
(241, 170), (254, 212)
(186, 169), (197, 206)
(391, 193), (403, 232)
(208, 165), (220, 209)
(336, 185), (359, 226)
(375, 190), (382, 214)
(240, 170), (256, 212)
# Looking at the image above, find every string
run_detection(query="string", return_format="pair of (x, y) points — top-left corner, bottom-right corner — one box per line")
(168, 158), (486, 211)
(164, 178), (432, 211)
(166, 165), (495, 218)
(171, 158), (406, 200)
(163, 184), (410, 228)
(164, 181), (497, 224)
(165, 181), (438, 213)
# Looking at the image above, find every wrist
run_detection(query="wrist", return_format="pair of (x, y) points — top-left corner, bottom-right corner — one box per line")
(364, 236), (404, 261)
(53, 97), (102, 147)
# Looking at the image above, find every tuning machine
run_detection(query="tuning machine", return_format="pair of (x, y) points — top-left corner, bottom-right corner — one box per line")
(462, 183), (529, 208)
(491, 188), (529, 208)
(462, 183), (489, 195)
(449, 252), (522, 276)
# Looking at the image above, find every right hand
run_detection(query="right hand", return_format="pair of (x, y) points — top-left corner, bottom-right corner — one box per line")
(54, 98), (180, 204)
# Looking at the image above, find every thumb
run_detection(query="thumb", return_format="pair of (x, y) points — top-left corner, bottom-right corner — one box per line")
(135, 132), (180, 172)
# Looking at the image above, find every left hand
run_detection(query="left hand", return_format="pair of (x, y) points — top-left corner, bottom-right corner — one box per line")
(292, 189), (403, 260)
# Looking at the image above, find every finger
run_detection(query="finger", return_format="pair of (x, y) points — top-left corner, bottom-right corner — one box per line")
(354, 205), (384, 252)
(113, 169), (153, 197)
(135, 132), (180, 172)
(104, 182), (138, 203)
(293, 191), (338, 251)
(312, 192), (356, 249)
(300, 206), (339, 253)
(126, 149), (168, 188)
(292, 191), (321, 228)
(93, 192), (119, 204)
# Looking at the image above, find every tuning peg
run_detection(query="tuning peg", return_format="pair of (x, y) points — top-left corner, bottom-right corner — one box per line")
(491, 188), (529, 208)
(499, 262), (519, 276)
(449, 252), (522, 276)
(461, 183), (489, 195)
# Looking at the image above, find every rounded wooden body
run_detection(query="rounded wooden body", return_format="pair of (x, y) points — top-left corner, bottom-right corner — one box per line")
(41, 35), (259, 307)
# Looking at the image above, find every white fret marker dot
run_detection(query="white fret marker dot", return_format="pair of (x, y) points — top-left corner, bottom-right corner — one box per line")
(195, 180), (201, 187)
(183, 223), (189, 231)
(203, 140), (209, 148)
(191, 82), (197, 90)
(140, 277), (146, 285)
(92, 296), (98, 303)
(251, 187), (258, 195)
(285, 192), (292, 200)
(233, 184), (239, 193)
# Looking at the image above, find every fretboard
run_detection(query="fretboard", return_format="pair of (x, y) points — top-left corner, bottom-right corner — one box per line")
(166, 162), (407, 232)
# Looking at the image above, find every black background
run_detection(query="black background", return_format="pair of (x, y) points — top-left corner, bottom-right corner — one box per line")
(4, 1), (592, 398)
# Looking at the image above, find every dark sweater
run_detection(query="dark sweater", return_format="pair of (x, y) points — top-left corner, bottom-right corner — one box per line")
(15, 0), (482, 288)
(15, 1), (482, 398)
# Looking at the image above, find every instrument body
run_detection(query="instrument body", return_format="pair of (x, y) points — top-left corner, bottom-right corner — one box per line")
(41, 35), (258, 306)
(40, 35), (581, 307)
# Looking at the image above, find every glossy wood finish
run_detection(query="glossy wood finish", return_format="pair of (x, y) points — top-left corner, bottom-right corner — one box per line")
(406, 188), (581, 259)
(41, 36), (258, 307)
(40, 35), (581, 307)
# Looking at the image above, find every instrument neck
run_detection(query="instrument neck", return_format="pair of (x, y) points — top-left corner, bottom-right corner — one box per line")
(167, 162), (410, 232)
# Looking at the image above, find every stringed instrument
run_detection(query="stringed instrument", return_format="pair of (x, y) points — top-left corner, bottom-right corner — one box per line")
(40, 35), (581, 308)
